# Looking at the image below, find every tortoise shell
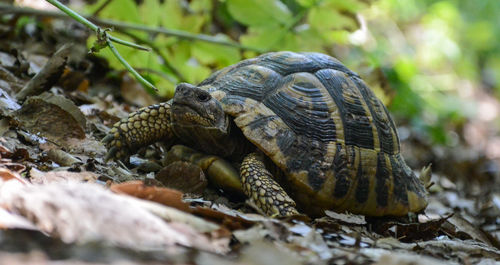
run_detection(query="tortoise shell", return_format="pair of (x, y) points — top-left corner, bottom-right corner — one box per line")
(197, 51), (427, 216)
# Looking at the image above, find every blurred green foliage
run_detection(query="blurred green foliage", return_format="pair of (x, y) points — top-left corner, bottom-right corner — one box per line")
(82, 0), (500, 146)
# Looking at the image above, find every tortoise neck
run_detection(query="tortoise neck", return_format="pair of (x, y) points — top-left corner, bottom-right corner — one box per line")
(172, 116), (250, 158)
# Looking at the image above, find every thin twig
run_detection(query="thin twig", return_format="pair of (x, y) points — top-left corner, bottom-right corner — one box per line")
(44, 0), (150, 51)
(44, 0), (157, 91)
(105, 35), (156, 91)
(117, 30), (186, 82)
(94, 19), (263, 52)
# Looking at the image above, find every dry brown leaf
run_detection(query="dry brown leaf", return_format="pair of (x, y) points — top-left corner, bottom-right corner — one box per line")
(46, 149), (80, 166)
(369, 214), (452, 242)
(0, 144), (12, 158)
(0, 208), (36, 230)
(156, 161), (208, 194)
(0, 144), (28, 173)
(29, 168), (97, 184)
(15, 44), (71, 100)
(0, 162), (26, 173)
(15, 92), (87, 143)
(0, 251), (53, 265)
(238, 240), (304, 265)
(374, 252), (448, 265)
(325, 210), (366, 225)
(444, 214), (493, 246)
(120, 73), (157, 107)
(0, 180), (228, 253)
(192, 206), (255, 231)
(128, 195), (221, 233)
(111, 181), (257, 232)
(58, 67), (89, 93)
(0, 167), (28, 184)
(110, 180), (192, 213)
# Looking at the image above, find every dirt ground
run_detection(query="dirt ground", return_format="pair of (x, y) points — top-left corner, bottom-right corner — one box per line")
(0, 11), (499, 265)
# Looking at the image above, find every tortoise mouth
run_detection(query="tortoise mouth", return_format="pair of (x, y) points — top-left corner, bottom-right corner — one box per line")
(171, 103), (216, 127)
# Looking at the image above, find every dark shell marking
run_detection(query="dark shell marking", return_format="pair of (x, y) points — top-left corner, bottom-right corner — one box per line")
(200, 51), (427, 216)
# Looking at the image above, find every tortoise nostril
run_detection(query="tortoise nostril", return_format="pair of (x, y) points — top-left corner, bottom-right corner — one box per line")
(175, 83), (194, 96)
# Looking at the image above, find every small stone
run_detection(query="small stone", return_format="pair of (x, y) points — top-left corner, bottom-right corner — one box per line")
(156, 161), (207, 195)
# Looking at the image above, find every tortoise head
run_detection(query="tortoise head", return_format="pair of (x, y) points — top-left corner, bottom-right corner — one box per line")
(171, 83), (234, 156)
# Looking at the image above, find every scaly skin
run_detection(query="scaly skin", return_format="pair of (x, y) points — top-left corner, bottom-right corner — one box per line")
(103, 100), (300, 217)
(102, 101), (174, 161)
(240, 153), (299, 217)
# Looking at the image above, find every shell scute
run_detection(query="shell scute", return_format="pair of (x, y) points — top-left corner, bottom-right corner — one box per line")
(201, 51), (427, 216)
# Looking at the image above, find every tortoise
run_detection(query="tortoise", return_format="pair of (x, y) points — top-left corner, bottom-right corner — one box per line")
(103, 51), (429, 217)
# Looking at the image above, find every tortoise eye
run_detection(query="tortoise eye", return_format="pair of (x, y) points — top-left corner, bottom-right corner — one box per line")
(197, 92), (211, 102)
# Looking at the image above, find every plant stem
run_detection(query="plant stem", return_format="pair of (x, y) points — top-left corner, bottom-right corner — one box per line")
(117, 30), (186, 83)
(0, 3), (264, 52)
(106, 36), (157, 91)
(44, 0), (149, 51)
(45, 0), (156, 90)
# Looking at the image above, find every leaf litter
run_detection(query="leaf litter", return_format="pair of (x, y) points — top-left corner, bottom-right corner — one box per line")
(0, 11), (498, 265)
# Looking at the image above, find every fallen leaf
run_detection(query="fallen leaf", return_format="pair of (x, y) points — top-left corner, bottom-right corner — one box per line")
(29, 168), (97, 184)
(15, 92), (87, 143)
(374, 252), (448, 265)
(156, 161), (208, 195)
(128, 194), (222, 233)
(325, 210), (366, 225)
(0, 167), (28, 184)
(238, 240), (304, 265)
(371, 215), (451, 242)
(46, 149), (80, 166)
(110, 180), (192, 212)
(444, 214), (493, 246)
(192, 205), (255, 231)
(0, 208), (37, 230)
(120, 73), (156, 107)
(0, 180), (227, 253)
(15, 44), (71, 101)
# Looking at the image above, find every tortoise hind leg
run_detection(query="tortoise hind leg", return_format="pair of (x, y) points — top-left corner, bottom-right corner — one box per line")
(241, 153), (298, 217)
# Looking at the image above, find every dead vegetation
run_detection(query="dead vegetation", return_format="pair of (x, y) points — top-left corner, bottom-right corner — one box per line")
(0, 7), (499, 265)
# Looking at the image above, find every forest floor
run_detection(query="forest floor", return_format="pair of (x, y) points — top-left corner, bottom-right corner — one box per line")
(0, 13), (499, 265)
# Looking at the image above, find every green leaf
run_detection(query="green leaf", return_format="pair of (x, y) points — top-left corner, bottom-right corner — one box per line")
(226, 0), (292, 26)
(394, 57), (418, 83)
(88, 0), (141, 23)
(139, 0), (162, 26)
(240, 24), (288, 50)
(308, 6), (357, 32)
(161, 0), (207, 33)
(296, 0), (317, 8)
(465, 21), (495, 51)
(192, 35), (241, 67)
(164, 42), (212, 84)
(161, 0), (184, 30)
(279, 28), (324, 52)
(190, 0), (213, 13)
(327, 0), (365, 13)
(156, 79), (176, 98)
(324, 30), (350, 44)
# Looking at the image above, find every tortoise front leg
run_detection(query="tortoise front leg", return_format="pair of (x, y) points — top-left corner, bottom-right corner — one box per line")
(102, 101), (176, 161)
(241, 153), (299, 217)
